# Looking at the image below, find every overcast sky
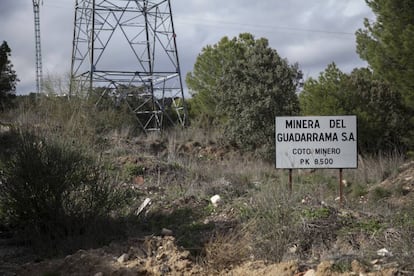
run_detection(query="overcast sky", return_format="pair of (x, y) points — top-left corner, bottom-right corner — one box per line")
(0, 0), (375, 95)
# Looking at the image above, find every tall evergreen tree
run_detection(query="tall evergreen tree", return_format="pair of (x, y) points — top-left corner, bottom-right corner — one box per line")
(300, 63), (346, 116)
(186, 33), (253, 125)
(300, 64), (409, 153)
(356, 0), (414, 109)
(0, 41), (18, 110)
(217, 35), (302, 159)
(186, 33), (302, 159)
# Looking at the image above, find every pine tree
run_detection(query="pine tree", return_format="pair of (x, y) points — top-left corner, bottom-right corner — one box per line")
(0, 41), (19, 110)
(356, 0), (414, 109)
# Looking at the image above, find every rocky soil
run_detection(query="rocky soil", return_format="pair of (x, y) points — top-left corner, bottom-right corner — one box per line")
(1, 235), (404, 276)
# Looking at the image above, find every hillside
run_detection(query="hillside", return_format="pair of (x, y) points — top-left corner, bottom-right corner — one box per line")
(1, 127), (413, 275)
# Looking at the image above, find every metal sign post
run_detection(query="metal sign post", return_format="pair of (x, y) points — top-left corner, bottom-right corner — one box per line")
(339, 168), (344, 207)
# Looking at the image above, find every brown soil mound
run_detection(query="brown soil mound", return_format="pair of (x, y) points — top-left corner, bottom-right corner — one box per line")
(16, 236), (203, 275)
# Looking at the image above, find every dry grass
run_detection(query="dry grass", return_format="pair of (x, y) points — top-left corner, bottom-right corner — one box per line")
(203, 225), (253, 272)
(349, 153), (406, 185)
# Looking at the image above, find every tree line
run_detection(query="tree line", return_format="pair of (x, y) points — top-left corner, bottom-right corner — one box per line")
(186, 0), (414, 159)
(1, 0), (413, 159)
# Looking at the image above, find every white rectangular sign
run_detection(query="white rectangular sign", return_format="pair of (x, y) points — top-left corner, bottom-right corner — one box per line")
(276, 116), (357, 169)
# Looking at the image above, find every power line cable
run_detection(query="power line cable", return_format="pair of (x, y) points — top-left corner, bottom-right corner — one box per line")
(176, 16), (355, 36)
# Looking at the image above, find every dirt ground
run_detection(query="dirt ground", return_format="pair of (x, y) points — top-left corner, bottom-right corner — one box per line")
(3, 235), (400, 276)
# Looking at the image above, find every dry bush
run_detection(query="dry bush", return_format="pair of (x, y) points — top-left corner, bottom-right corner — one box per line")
(0, 92), (141, 254)
(0, 129), (126, 251)
(6, 93), (138, 150)
(246, 177), (301, 262)
(203, 226), (252, 271)
(348, 153), (406, 185)
(155, 126), (278, 201)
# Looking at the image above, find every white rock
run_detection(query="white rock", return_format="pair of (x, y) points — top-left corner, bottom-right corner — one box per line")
(304, 269), (316, 276)
(288, 243), (298, 254)
(161, 228), (173, 236)
(117, 253), (130, 263)
(210, 194), (221, 207)
(0, 125), (11, 133)
(136, 197), (151, 216)
(377, 248), (392, 257)
(371, 259), (380, 265)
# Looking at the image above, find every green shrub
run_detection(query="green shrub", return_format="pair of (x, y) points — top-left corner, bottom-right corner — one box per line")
(372, 187), (392, 201)
(351, 183), (368, 198)
(123, 163), (146, 178)
(331, 259), (352, 273)
(302, 207), (331, 220)
(0, 130), (123, 246)
(356, 218), (383, 233)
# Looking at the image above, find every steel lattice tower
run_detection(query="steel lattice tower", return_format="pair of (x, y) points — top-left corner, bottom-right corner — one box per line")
(32, 0), (43, 94)
(70, 0), (187, 132)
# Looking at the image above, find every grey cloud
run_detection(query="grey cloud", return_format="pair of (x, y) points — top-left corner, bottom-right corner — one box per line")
(3, 0), (374, 94)
(0, 1), (26, 19)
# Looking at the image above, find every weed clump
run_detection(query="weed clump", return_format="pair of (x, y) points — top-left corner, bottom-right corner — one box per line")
(0, 129), (124, 252)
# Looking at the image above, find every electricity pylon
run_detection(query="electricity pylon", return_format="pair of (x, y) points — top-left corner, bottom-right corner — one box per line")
(70, 0), (187, 133)
(32, 0), (43, 94)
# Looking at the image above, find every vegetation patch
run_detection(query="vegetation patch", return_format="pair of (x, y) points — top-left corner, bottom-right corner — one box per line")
(0, 129), (128, 254)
